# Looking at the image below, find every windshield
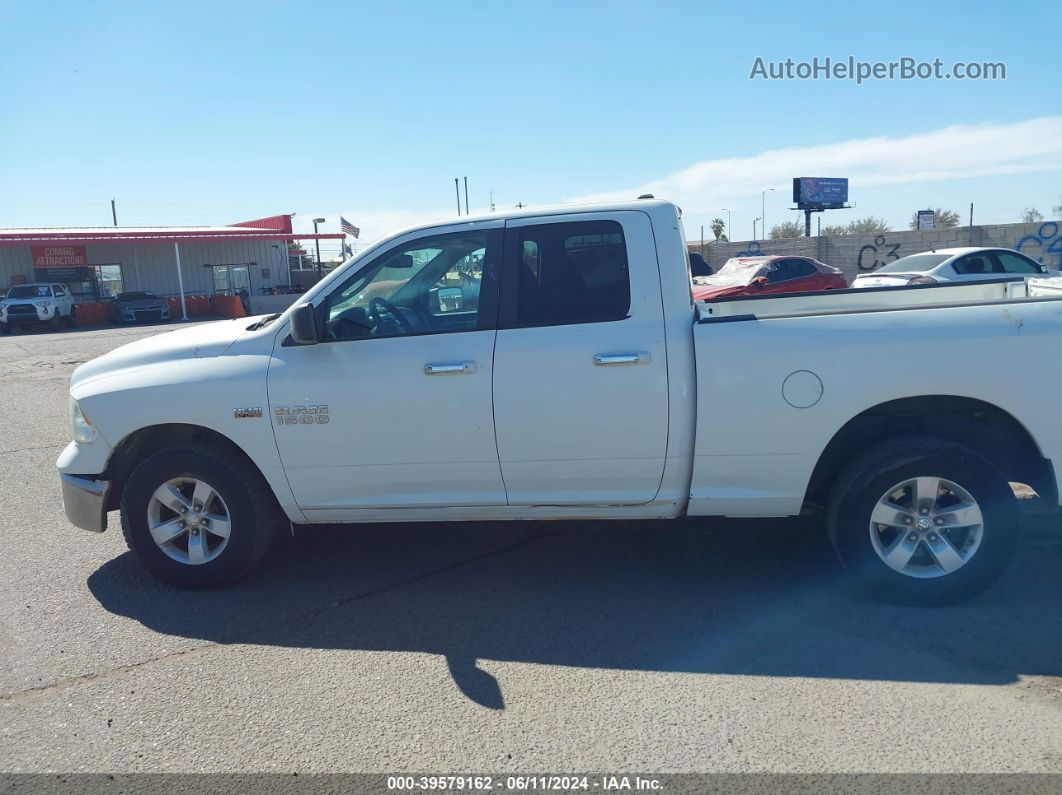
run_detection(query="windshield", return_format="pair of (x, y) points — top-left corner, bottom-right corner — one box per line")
(875, 253), (952, 273)
(692, 258), (767, 287)
(118, 292), (158, 301)
(7, 285), (51, 299)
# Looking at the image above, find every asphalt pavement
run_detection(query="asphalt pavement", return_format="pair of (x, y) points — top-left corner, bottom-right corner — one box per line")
(0, 322), (1060, 774)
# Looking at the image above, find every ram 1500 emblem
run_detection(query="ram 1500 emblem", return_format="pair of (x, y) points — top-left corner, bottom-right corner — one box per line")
(274, 405), (330, 426)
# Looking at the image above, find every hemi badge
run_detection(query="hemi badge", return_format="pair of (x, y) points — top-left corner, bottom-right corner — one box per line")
(233, 407), (263, 419)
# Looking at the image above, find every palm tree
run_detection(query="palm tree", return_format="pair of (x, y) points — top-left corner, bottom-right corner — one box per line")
(710, 218), (727, 241)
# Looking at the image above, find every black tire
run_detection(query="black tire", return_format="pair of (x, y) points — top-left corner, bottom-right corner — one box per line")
(120, 443), (281, 588)
(48, 314), (62, 331)
(0, 322), (9, 335)
(827, 437), (1019, 605)
(63, 309), (75, 327)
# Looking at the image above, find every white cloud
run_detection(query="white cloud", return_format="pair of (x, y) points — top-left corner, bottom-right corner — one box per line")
(296, 116), (1062, 243)
(567, 116), (1062, 219)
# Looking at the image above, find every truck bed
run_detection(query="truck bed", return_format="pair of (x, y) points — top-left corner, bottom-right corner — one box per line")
(688, 277), (1062, 518)
(696, 277), (1058, 322)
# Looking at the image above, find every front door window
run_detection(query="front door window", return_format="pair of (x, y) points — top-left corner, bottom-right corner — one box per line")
(322, 230), (497, 341)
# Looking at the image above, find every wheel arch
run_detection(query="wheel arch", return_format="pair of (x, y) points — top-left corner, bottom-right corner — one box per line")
(102, 423), (278, 513)
(803, 395), (1057, 511)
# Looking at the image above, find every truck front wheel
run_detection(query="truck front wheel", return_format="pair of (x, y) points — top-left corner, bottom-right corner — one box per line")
(120, 444), (279, 588)
(827, 437), (1019, 605)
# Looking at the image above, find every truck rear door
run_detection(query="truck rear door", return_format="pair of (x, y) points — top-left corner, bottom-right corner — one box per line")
(492, 211), (669, 505)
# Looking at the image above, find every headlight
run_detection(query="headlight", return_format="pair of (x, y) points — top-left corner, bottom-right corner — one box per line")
(71, 400), (97, 444)
(35, 300), (51, 307)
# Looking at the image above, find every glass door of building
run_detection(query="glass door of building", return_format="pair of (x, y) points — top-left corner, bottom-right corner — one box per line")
(212, 264), (251, 297)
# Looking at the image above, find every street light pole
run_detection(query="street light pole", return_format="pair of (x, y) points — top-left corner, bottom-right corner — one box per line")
(312, 217), (326, 277)
(753, 218), (759, 240)
(721, 208), (731, 241)
(761, 188), (775, 240)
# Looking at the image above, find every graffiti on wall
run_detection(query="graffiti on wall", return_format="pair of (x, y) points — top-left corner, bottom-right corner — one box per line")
(856, 236), (902, 271)
(1015, 222), (1062, 268)
(735, 241), (763, 257)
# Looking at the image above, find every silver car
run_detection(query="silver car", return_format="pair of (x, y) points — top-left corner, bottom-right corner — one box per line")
(853, 247), (1051, 288)
(111, 291), (171, 324)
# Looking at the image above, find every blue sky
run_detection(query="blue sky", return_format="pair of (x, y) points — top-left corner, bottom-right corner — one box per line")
(2, 0), (1060, 252)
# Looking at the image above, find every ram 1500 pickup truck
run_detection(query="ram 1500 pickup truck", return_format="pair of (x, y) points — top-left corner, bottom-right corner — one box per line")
(58, 200), (1062, 603)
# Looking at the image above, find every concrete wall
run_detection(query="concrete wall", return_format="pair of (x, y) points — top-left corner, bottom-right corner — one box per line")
(689, 219), (1062, 282)
(0, 238), (294, 298)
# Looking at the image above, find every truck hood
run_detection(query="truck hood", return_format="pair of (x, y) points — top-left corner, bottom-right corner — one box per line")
(71, 317), (262, 388)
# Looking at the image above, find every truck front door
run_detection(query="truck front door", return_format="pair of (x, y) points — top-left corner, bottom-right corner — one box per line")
(267, 222), (506, 516)
(492, 211), (669, 505)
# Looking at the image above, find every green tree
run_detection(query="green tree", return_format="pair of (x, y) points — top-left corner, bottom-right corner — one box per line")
(1052, 196), (1062, 216)
(1021, 207), (1044, 223)
(769, 221), (805, 239)
(908, 208), (960, 230)
(710, 217), (727, 241)
(821, 216), (891, 236)
(845, 216), (891, 235)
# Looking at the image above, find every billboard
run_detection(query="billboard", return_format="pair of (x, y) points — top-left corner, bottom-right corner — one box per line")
(30, 246), (90, 282)
(916, 209), (935, 230)
(793, 177), (849, 209)
(31, 245), (87, 268)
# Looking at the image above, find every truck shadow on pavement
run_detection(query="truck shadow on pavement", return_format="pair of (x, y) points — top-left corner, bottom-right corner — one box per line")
(87, 510), (1062, 709)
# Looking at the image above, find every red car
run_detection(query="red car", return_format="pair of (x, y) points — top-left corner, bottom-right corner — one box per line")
(692, 255), (846, 301)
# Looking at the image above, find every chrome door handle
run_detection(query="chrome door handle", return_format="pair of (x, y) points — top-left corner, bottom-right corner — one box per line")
(594, 353), (650, 366)
(424, 361), (477, 375)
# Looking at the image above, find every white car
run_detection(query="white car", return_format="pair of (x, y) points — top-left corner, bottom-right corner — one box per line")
(57, 200), (1062, 604)
(0, 282), (76, 332)
(852, 247), (1050, 288)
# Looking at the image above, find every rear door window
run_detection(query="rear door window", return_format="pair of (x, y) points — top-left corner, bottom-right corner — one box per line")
(992, 251), (1043, 274)
(509, 220), (631, 326)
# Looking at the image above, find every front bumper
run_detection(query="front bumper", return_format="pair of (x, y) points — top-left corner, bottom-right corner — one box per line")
(60, 473), (110, 533)
(1, 307), (49, 324)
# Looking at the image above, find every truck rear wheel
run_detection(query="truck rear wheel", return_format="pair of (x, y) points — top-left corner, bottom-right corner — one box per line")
(120, 443), (279, 588)
(827, 437), (1018, 605)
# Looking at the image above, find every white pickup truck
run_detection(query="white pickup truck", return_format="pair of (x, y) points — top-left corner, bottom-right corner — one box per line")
(58, 200), (1062, 604)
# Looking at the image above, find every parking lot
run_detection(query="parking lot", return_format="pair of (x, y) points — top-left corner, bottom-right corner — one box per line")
(0, 322), (1060, 773)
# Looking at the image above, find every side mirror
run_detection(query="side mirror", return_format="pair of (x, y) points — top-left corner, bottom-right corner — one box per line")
(750, 276), (767, 290)
(289, 304), (318, 345)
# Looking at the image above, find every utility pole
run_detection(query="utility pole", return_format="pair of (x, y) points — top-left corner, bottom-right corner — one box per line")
(455, 178), (461, 215)
(490, 191), (495, 212)
(700, 225), (705, 256)
(464, 177), (469, 215)
(721, 208), (731, 241)
(753, 218), (759, 240)
(111, 199), (118, 227)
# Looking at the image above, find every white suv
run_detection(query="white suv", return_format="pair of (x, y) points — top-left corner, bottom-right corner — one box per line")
(0, 282), (76, 333)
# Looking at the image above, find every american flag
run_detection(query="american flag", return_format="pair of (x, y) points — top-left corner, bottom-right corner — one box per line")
(340, 216), (360, 238)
